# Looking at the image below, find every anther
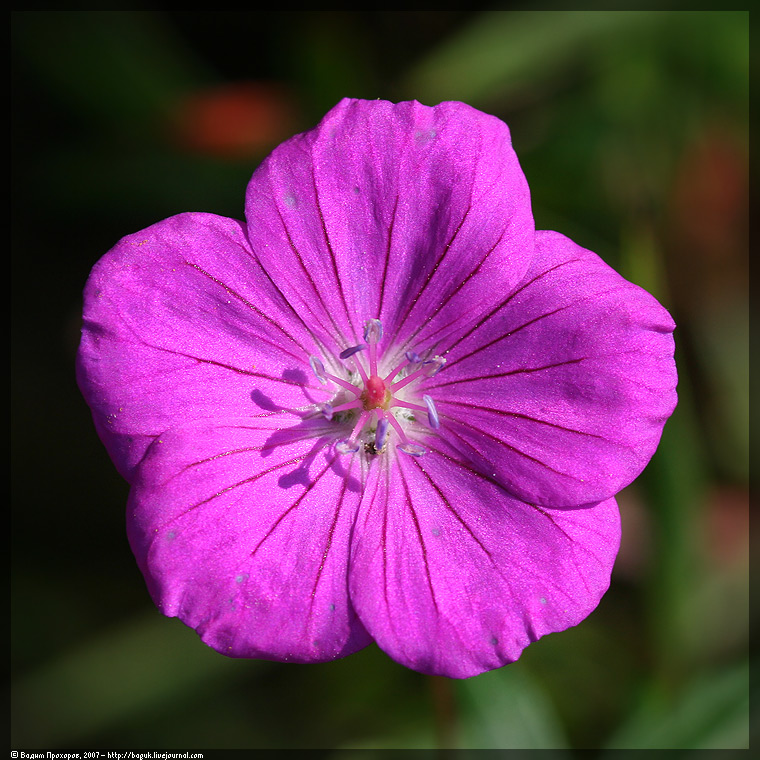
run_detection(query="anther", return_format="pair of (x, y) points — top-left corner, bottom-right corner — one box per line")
(336, 439), (360, 454)
(309, 355), (328, 384)
(315, 321), (444, 459)
(374, 417), (389, 451)
(363, 319), (383, 344)
(423, 355), (446, 377)
(339, 344), (367, 360)
(422, 395), (440, 429)
(398, 441), (427, 457)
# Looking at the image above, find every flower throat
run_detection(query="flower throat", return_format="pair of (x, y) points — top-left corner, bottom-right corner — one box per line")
(309, 319), (444, 457)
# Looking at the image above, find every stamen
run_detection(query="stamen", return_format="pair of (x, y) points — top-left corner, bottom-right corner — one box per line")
(352, 356), (370, 384)
(316, 323), (443, 459)
(339, 344), (367, 360)
(422, 355), (446, 377)
(363, 319), (383, 344)
(330, 399), (363, 413)
(389, 368), (423, 393)
(385, 414), (426, 457)
(391, 399), (427, 413)
(336, 410), (369, 455)
(364, 320), (383, 376)
(349, 410), (370, 440)
(324, 372), (362, 394)
(384, 357), (410, 383)
(423, 395), (440, 429)
(309, 355), (328, 385)
(374, 416), (389, 451)
(398, 441), (427, 457)
(390, 354), (446, 393)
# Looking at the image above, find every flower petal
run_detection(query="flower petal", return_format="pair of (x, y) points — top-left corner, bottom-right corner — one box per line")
(244, 98), (535, 350)
(76, 212), (330, 481)
(128, 416), (372, 662)
(424, 230), (678, 508)
(349, 443), (620, 678)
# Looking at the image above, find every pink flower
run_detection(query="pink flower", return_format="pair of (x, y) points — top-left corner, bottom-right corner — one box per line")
(77, 99), (677, 678)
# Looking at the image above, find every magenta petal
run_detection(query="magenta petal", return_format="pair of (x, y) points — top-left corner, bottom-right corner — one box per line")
(128, 416), (372, 662)
(349, 446), (620, 678)
(244, 98), (535, 348)
(424, 230), (678, 507)
(76, 212), (326, 481)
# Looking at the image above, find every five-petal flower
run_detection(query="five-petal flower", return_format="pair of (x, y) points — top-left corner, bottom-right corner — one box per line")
(77, 98), (677, 678)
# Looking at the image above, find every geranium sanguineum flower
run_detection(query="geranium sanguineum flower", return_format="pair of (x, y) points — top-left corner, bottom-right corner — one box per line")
(77, 99), (677, 678)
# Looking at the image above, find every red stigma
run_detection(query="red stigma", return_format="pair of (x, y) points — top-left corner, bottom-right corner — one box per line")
(363, 375), (388, 409)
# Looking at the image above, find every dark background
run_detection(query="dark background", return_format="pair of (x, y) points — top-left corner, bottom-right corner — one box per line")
(11, 10), (750, 751)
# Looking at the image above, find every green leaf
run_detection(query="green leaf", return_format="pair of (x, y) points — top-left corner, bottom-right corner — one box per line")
(11, 611), (266, 746)
(401, 10), (661, 105)
(456, 663), (568, 749)
(603, 659), (750, 750)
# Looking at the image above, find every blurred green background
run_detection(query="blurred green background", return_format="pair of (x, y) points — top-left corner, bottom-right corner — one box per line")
(11, 10), (750, 752)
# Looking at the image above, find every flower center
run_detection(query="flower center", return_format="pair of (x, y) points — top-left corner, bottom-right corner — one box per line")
(309, 319), (444, 457)
(362, 375), (390, 410)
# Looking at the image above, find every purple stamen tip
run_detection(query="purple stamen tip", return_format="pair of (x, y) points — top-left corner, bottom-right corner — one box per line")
(397, 441), (426, 457)
(374, 418), (389, 451)
(405, 350), (422, 365)
(423, 355), (446, 377)
(309, 355), (328, 384)
(422, 395), (440, 429)
(339, 344), (367, 360)
(319, 402), (333, 421)
(336, 438), (360, 455)
(363, 319), (383, 344)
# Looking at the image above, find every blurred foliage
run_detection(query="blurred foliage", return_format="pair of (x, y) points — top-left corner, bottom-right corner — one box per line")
(11, 10), (750, 752)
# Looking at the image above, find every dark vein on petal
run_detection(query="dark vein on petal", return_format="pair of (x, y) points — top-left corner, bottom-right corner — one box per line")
(238, 244), (332, 357)
(527, 505), (595, 596)
(426, 357), (588, 389)
(158, 346), (307, 386)
(273, 204), (349, 345)
(420, 442), (596, 608)
(425, 438), (519, 500)
(406, 440), (600, 632)
(449, 279), (633, 374)
(395, 202), (473, 338)
(399, 225), (509, 352)
(310, 462), (351, 600)
(250, 451), (339, 557)
(382, 460), (391, 616)
(259, 267), (328, 353)
(528, 503), (597, 553)
(177, 433), (319, 475)
(184, 261), (308, 358)
(160, 454), (309, 529)
(437, 399), (610, 441)
(398, 463), (439, 613)
(410, 445), (531, 624)
(410, 457), (493, 559)
(445, 418), (582, 480)
(311, 165), (354, 338)
(444, 304), (574, 371)
(377, 194), (399, 320)
(439, 258), (582, 367)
